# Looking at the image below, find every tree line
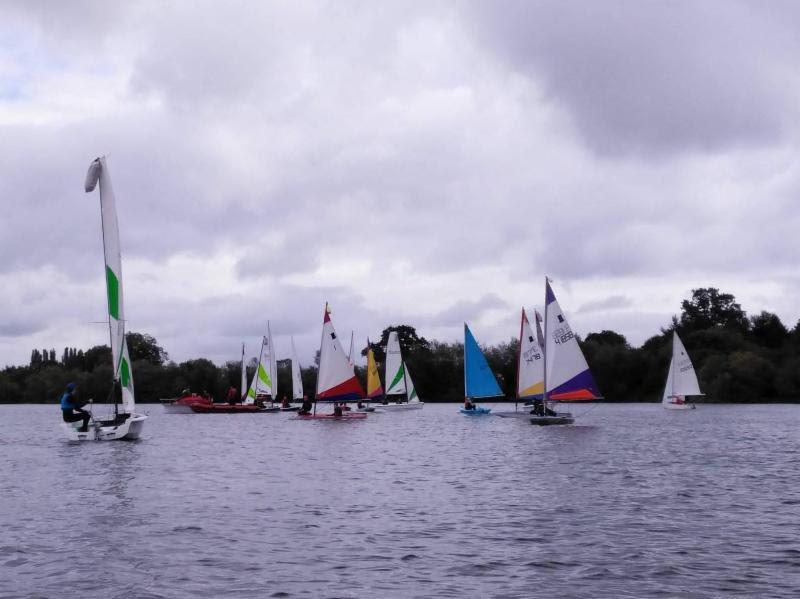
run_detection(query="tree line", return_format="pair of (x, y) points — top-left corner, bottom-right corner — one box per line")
(2, 288), (799, 404)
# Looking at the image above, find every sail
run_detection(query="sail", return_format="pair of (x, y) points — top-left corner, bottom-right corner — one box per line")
(517, 308), (545, 399)
(662, 332), (702, 402)
(347, 331), (355, 368)
(544, 280), (601, 401)
(316, 304), (365, 401)
(240, 343), (247, 401)
(246, 324), (277, 403)
(85, 157), (135, 413)
(384, 331), (407, 396)
(291, 336), (304, 400)
(366, 344), (384, 398)
(404, 361), (420, 402)
(464, 323), (503, 399)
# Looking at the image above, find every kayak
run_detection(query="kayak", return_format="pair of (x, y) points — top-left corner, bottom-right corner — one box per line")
(460, 407), (492, 415)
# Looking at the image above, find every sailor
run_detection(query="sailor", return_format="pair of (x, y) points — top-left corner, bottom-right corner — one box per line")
(298, 395), (312, 415)
(464, 399), (475, 410)
(333, 403), (343, 417)
(226, 386), (238, 405)
(60, 382), (90, 432)
(281, 395), (290, 409)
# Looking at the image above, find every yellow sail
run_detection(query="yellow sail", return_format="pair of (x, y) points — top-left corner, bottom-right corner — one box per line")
(366, 346), (384, 399)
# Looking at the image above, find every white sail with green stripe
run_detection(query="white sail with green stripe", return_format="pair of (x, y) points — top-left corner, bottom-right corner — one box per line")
(404, 361), (419, 402)
(84, 157), (135, 414)
(246, 322), (277, 402)
(385, 331), (406, 396)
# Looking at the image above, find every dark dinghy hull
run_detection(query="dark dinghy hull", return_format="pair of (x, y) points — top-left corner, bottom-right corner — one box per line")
(530, 413), (574, 426)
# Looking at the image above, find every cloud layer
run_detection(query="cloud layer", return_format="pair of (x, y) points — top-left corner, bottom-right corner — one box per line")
(1, 1), (798, 368)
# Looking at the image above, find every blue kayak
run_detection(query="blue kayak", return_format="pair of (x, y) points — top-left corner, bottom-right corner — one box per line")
(460, 407), (491, 415)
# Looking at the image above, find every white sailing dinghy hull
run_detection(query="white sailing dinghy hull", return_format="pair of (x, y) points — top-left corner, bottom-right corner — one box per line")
(62, 413), (147, 441)
(663, 401), (696, 410)
(371, 401), (424, 411)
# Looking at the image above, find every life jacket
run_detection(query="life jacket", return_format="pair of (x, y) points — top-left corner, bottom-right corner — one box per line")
(60, 391), (79, 410)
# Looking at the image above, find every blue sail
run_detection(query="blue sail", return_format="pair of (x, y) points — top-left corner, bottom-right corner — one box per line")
(464, 323), (503, 399)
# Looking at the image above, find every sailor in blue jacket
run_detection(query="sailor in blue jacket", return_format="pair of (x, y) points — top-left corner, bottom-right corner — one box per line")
(60, 382), (90, 432)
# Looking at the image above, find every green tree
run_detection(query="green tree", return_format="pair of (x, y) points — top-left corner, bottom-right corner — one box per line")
(680, 288), (749, 333)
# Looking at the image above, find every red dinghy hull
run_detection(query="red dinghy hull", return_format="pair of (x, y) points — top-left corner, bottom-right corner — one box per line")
(294, 412), (367, 420)
(190, 404), (270, 414)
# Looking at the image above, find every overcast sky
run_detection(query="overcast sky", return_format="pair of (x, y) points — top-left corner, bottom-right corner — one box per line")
(2, 1), (799, 368)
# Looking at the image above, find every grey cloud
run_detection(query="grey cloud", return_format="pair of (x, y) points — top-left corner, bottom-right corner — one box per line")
(428, 293), (509, 328)
(467, 0), (798, 156)
(577, 294), (633, 314)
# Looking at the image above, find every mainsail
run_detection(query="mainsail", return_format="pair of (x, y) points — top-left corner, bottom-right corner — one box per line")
(316, 304), (365, 401)
(385, 331), (407, 396)
(662, 332), (702, 403)
(517, 308), (544, 399)
(544, 280), (601, 401)
(464, 323), (503, 399)
(404, 362), (419, 401)
(240, 343), (247, 401)
(366, 342), (384, 399)
(291, 336), (304, 400)
(84, 157), (135, 414)
(246, 322), (277, 403)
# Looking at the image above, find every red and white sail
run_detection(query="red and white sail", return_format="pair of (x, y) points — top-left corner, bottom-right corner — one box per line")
(316, 304), (364, 401)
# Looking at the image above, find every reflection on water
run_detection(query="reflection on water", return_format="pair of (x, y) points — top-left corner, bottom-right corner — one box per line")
(2, 403), (799, 598)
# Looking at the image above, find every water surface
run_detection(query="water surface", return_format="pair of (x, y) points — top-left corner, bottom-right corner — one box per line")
(1, 403), (799, 598)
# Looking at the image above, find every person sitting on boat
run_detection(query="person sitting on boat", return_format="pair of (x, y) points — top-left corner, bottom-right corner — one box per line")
(181, 388), (191, 397)
(281, 395), (290, 409)
(226, 386), (239, 405)
(333, 403), (344, 417)
(530, 399), (545, 416)
(298, 395), (312, 415)
(60, 382), (90, 432)
(464, 399), (475, 410)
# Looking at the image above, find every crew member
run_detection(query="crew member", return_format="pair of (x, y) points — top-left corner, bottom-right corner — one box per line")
(60, 382), (90, 432)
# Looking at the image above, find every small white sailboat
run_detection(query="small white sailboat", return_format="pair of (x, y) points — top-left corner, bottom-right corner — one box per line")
(662, 331), (702, 410)
(286, 336), (304, 410)
(64, 157), (147, 441)
(532, 279), (602, 425)
(376, 331), (424, 411)
(244, 322), (280, 411)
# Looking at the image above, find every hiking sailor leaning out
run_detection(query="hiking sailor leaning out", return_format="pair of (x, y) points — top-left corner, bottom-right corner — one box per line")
(61, 382), (90, 432)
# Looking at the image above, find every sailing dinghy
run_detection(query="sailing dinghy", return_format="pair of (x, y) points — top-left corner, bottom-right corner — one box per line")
(296, 304), (367, 420)
(283, 336), (303, 411)
(64, 157), (147, 441)
(532, 279), (601, 425)
(461, 323), (503, 415)
(243, 323), (281, 412)
(191, 343), (270, 413)
(662, 332), (701, 410)
(374, 331), (425, 411)
(496, 308), (545, 418)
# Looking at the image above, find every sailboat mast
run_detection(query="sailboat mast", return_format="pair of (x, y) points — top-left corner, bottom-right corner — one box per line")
(398, 331), (410, 402)
(314, 304), (328, 414)
(463, 323), (469, 401)
(515, 308), (524, 412)
(670, 331), (676, 400)
(543, 278), (549, 405)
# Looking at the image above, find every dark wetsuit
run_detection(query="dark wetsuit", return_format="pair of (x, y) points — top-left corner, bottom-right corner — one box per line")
(61, 391), (90, 431)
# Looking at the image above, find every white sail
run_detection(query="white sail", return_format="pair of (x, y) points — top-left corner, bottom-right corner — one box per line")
(240, 343), (247, 401)
(291, 336), (304, 400)
(84, 157), (135, 413)
(245, 323), (277, 403)
(385, 331), (407, 396)
(316, 305), (363, 400)
(404, 361), (420, 402)
(544, 280), (600, 400)
(347, 331), (355, 368)
(662, 332), (702, 404)
(517, 308), (544, 399)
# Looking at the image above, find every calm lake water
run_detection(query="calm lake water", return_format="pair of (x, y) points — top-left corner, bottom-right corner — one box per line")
(1, 402), (799, 598)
